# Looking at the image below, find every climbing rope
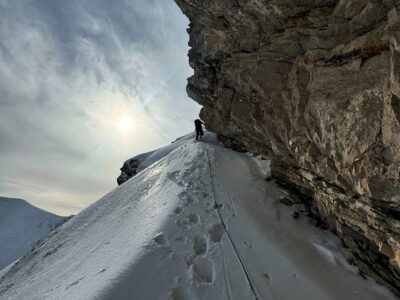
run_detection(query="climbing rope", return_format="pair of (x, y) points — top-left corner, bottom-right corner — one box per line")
(203, 143), (259, 300)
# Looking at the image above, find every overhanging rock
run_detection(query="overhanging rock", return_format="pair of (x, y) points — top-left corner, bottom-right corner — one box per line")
(175, 0), (400, 294)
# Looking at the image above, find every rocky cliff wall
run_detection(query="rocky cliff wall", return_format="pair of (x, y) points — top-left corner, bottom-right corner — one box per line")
(175, 0), (400, 294)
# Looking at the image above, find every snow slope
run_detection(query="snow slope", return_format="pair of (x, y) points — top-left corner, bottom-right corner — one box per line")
(0, 132), (396, 299)
(117, 134), (195, 184)
(0, 197), (66, 271)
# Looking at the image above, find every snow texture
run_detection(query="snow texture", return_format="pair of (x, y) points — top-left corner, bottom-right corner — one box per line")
(0, 133), (396, 299)
(0, 197), (65, 271)
(118, 134), (195, 184)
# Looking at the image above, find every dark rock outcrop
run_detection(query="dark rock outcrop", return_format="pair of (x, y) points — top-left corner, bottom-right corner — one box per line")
(117, 135), (194, 185)
(175, 0), (400, 294)
(117, 152), (154, 185)
(117, 158), (143, 185)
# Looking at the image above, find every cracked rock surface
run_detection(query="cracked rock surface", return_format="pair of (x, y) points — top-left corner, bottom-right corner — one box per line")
(175, 0), (400, 294)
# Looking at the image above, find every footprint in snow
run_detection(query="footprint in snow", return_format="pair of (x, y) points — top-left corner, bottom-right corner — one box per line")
(208, 223), (225, 243)
(192, 258), (215, 284)
(154, 233), (170, 247)
(193, 235), (208, 256)
(263, 273), (271, 282)
(167, 171), (184, 186)
(175, 237), (186, 243)
(185, 182), (194, 189)
(174, 206), (184, 215)
(177, 191), (187, 200)
(188, 213), (200, 224)
(176, 213), (200, 229)
(199, 191), (210, 198)
(178, 192), (194, 206)
(169, 285), (192, 300)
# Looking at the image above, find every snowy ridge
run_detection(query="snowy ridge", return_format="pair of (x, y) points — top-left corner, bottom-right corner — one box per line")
(117, 134), (195, 185)
(0, 133), (396, 299)
(0, 197), (66, 271)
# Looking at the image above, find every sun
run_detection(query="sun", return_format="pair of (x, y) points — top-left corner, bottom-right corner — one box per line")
(116, 115), (133, 134)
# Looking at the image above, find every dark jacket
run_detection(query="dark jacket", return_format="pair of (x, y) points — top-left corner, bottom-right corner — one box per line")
(194, 119), (204, 130)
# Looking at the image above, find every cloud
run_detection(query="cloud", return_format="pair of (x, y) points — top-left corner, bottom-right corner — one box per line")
(0, 0), (199, 215)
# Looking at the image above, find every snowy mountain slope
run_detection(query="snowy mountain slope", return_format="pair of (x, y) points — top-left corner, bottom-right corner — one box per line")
(0, 197), (66, 271)
(117, 134), (195, 185)
(0, 133), (396, 299)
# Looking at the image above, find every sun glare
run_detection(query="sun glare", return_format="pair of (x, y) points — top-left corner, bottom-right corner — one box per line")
(116, 115), (133, 134)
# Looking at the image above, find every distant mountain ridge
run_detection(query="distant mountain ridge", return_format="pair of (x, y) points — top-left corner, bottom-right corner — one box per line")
(0, 197), (66, 270)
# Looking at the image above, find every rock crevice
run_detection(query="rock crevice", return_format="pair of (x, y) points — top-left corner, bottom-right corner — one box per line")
(175, 0), (400, 294)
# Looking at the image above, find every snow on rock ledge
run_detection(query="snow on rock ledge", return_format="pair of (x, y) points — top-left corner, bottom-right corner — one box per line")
(174, 0), (400, 294)
(117, 151), (154, 185)
(117, 134), (195, 185)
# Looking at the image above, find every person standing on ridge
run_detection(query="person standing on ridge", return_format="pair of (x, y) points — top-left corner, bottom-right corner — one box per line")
(194, 119), (205, 140)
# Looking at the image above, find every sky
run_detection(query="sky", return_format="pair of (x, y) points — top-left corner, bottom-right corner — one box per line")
(0, 0), (200, 216)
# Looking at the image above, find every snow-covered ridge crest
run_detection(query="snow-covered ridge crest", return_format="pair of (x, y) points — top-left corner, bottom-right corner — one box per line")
(0, 135), (214, 299)
(117, 134), (194, 185)
(0, 133), (396, 299)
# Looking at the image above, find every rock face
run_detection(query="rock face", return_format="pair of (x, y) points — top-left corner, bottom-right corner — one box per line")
(175, 0), (400, 294)
(117, 156), (147, 185)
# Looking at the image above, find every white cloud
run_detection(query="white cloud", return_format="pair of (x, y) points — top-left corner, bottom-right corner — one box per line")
(0, 0), (200, 215)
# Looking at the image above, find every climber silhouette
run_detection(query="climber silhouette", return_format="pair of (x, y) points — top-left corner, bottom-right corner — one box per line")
(194, 119), (205, 140)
